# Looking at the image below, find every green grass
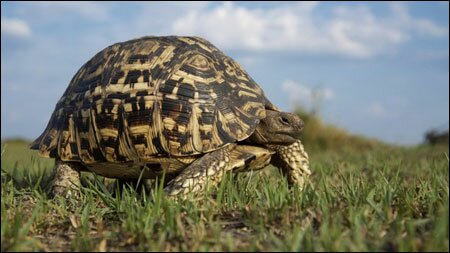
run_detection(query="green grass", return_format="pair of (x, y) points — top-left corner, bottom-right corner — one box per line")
(1, 140), (449, 252)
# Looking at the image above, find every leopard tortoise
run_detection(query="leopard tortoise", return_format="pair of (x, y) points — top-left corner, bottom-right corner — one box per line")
(30, 36), (310, 198)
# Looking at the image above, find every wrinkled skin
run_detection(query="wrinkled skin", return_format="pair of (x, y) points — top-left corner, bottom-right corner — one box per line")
(249, 110), (304, 145)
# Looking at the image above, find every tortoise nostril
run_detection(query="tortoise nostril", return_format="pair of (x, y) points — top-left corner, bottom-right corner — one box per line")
(299, 119), (304, 129)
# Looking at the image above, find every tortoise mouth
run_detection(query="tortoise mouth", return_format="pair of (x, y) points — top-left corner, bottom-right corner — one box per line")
(275, 129), (301, 137)
(276, 127), (302, 136)
(272, 132), (299, 145)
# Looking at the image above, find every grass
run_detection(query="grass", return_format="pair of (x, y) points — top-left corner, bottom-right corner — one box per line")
(1, 138), (449, 252)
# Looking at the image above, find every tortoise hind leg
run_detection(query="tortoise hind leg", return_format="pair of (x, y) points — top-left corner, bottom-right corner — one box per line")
(50, 160), (82, 198)
(164, 144), (236, 198)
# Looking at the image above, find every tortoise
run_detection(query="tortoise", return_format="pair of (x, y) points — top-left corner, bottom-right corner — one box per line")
(30, 36), (310, 198)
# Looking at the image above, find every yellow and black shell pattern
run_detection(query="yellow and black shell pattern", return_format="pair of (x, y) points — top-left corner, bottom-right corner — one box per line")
(31, 36), (269, 164)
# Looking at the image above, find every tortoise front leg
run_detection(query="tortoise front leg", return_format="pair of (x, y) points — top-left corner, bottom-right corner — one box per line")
(271, 140), (310, 191)
(164, 144), (235, 198)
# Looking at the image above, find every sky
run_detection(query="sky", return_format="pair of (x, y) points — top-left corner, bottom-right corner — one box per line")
(1, 1), (449, 145)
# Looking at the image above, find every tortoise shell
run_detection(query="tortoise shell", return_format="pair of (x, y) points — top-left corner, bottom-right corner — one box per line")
(31, 36), (270, 163)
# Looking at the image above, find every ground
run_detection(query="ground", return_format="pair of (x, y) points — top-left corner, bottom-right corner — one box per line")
(1, 138), (449, 252)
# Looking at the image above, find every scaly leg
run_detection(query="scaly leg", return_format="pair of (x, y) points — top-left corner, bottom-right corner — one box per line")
(270, 140), (310, 191)
(50, 160), (82, 198)
(164, 144), (235, 198)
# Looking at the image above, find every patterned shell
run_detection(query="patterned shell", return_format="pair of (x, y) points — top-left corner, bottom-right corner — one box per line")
(31, 36), (269, 164)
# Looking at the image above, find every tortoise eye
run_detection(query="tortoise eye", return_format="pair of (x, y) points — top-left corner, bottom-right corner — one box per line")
(279, 116), (290, 125)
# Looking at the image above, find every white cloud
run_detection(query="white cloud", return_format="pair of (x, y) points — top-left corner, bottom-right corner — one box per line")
(413, 19), (448, 37)
(281, 80), (335, 112)
(389, 2), (448, 38)
(1, 18), (31, 38)
(325, 5), (408, 58)
(171, 2), (448, 58)
(114, 2), (210, 39)
(172, 2), (266, 50)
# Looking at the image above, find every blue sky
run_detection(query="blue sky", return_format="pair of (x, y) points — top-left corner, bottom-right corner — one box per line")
(1, 1), (449, 145)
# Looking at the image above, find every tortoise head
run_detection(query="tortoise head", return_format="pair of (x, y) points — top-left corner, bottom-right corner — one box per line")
(249, 110), (304, 145)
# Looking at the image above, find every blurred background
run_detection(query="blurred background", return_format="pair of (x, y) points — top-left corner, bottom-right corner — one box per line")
(1, 1), (449, 147)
